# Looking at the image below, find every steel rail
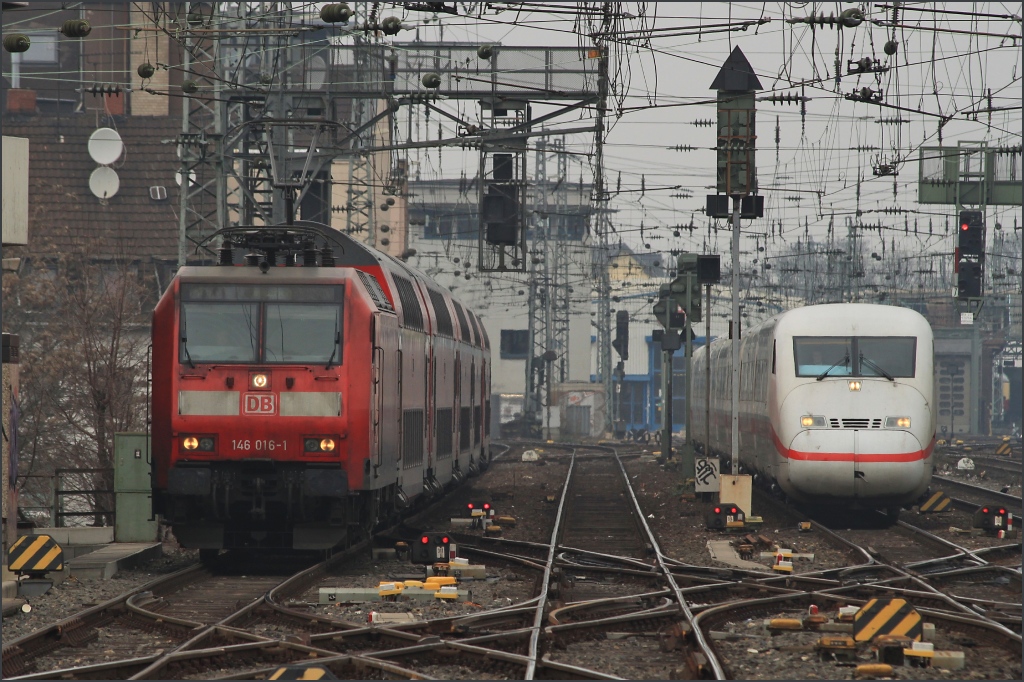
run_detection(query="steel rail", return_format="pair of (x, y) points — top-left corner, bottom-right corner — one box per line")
(934, 474), (1023, 509)
(1, 563), (205, 678)
(612, 448), (725, 679)
(524, 446), (576, 680)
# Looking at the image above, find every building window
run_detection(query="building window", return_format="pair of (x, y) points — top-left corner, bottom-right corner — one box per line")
(500, 329), (529, 359)
(20, 32), (58, 64)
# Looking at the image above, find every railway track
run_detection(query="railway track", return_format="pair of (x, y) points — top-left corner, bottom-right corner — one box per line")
(8, 440), (1020, 680)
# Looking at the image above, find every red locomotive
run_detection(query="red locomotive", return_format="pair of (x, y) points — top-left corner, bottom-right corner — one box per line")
(151, 222), (491, 555)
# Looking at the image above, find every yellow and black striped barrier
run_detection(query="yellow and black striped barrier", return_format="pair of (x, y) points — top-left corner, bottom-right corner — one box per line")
(996, 441), (1013, 456)
(269, 664), (337, 680)
(853, 597), (922, 642)
(919, 490), (952, 513)
(7, 535), (63, 576)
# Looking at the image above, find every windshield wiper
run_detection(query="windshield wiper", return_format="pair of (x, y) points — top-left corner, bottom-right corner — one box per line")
(325, 331), (340, 370)
(816, 353), (849, 381)
(181, 336), (196, 369)
(860, 353), (894, 381)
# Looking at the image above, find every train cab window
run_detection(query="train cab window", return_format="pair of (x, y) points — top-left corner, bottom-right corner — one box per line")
(180, 283), (342, 365)
(265, 304), (341, 364)
(794, 337), (852, 377)
(794, 336), (916, 378)
(857, 337), (916, 378)
(181, 303), (259, 363)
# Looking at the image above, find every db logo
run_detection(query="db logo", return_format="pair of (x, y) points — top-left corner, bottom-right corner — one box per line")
(244, 393), (276, 415)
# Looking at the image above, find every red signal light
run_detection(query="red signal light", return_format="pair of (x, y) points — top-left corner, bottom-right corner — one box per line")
(982, 507), (989, 514)
(713, 507), (721, 514)
(420, 536), (429, 544)
(467, 503), (474, 509)
(999, 508), (1006, 515)
(483, 503), (491, 510)
(442, 536), (449, 544)
(730, 507), (738, 514)
(961, 223), (969, 231)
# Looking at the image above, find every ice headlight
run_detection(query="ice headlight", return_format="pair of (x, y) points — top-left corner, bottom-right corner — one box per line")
(800, 415), (826, 428)
(885, 416), (911, 428)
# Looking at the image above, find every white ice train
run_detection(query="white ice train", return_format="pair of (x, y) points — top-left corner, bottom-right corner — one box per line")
(691, 303), (936, 516)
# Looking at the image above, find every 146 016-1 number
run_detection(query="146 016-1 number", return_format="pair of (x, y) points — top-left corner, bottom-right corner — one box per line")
(232, 439), (286, 451)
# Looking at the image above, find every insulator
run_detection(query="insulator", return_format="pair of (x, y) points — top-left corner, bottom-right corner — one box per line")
(477, 44), (494, 60)
(380, 224), (390, 233)
(182, 79), (199, 94)
(761, 93), (805, 105)
(218, 242), (233, 266)
(137, 62), (155, 79)
(421, 72), (442, 89)
(380, 237), (391, 246)
(321, 246), (336, 267)
(303, 244), (319, 266)
(840, 7), (864, 27)
(320, 3), (352, 23)
(60, 19), (92, 38)
(884, 40), (898, 56)
(670, 144), (697, 151)
(804, 12), (837, 28)
(875, 117), (908, 124)
(380, 16), (402, 35)
(692, 119), (713, 127)
(3, 34), (30, 53)
(244, 253), (260, 267)
(850, 145), (879, 151)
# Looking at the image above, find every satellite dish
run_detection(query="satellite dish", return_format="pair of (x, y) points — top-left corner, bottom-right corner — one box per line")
(175, 170), (197, 187)
(89, 166), (120, 199)
(88, 127), (124, 165)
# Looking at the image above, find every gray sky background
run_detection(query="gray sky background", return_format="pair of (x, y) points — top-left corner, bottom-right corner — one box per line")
(391, 2), (1022, 270)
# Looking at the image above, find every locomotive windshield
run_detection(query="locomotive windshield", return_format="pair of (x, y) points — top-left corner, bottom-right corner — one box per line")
(180, 283), (343, 365)
(794, 336), (916, 378)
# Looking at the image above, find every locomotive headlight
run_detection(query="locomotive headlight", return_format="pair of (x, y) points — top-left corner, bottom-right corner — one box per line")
(304, 437), (337, 453)
(800, 415), (826, 428)
(198, 437), (215, 451)
(885, 416), (911, 429)
(848, 380), (862, 391)
(320, 438), (336, 452)
(251, 373), (269, 389)
(181, 436), (214, 451)
(183, 436), (199, 450)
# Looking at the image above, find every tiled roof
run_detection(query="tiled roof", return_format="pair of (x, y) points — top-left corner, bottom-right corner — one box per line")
(3, 114), (185, 261)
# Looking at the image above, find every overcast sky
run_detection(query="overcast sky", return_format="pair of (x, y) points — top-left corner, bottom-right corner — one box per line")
(389, 2), (1022, 267)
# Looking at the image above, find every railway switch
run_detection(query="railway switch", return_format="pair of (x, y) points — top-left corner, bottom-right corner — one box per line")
(974, 506), (1015, 536)
(707, 504), (745, 530)
(411, 533), (451, 564)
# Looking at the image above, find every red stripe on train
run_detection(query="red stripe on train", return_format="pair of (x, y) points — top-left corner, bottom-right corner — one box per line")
(770, 428), (935, 463)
